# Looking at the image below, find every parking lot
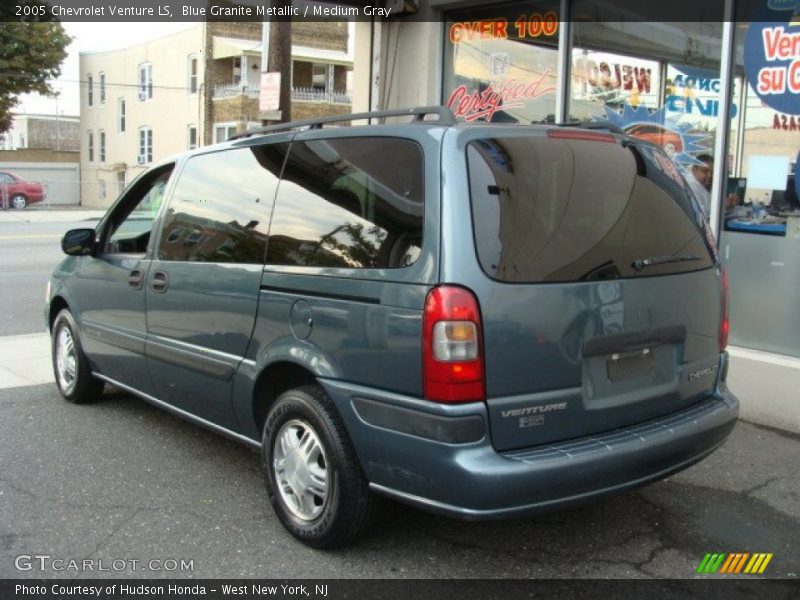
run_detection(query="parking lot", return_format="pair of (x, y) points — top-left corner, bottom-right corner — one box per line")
(1, 212), (799, 579)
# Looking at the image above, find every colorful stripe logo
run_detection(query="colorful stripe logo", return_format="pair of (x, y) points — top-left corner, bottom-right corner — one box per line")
(697, 553), (773, 574)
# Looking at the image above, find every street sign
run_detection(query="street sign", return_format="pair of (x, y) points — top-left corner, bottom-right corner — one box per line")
(259, 72), (281, 112)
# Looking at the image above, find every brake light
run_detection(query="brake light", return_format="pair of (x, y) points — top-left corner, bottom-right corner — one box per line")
(547, 129), (616, 143)
(720, 268), (730, 351)
(423, 286), (485, 403)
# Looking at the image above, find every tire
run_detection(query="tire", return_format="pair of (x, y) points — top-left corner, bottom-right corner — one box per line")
(262, 385), (375, 548)
(51, 309), (104, 403)
(11, 194), (27, 209)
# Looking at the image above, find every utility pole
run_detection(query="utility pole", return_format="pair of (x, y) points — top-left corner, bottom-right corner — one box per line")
(265, 0), (292, 124)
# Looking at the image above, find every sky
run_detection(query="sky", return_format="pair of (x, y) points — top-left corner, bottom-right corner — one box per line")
(18, 22), (198, 116)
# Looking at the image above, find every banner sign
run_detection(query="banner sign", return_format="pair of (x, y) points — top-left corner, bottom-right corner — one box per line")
(744, 19), (800, 115)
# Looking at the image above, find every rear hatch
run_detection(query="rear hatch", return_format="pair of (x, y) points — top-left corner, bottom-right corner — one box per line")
(465, 130), (723, 451)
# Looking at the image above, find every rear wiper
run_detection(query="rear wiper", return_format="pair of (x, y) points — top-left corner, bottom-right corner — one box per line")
(632, 254), (701, 271)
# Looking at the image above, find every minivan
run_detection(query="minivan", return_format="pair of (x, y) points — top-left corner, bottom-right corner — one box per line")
(47, 106), (738, 547)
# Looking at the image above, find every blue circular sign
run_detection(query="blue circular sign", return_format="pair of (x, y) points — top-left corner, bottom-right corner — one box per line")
(744, 21), (800, 115)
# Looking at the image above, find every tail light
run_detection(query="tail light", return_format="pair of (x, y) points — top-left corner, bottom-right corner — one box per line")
(720, 268), (730, 351)
(423, 286), (485, 403)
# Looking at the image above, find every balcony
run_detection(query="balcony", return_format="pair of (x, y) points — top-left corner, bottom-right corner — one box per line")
(213, 83), (260, 99)
(291, 87), (351, 105)
(213, 83), (352, 105)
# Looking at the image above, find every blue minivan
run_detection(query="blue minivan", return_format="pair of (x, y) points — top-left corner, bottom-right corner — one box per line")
(47, 107), (738, 547)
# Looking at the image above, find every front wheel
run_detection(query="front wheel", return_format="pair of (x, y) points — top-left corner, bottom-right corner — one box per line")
(51, 309), (104, 403)
(262, 385), (374, 548)
(11, 194), (27, 209)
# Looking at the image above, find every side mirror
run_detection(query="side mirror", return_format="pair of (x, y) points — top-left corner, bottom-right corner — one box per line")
(62, 228), (96, 256)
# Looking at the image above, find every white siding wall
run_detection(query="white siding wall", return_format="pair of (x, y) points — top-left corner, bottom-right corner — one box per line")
(79, 25), (205, 207)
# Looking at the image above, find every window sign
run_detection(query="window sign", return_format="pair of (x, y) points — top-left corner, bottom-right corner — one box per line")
(443, 2), (560, 123)
(744, 13), (800, 115)
(571, 50), (660, 113)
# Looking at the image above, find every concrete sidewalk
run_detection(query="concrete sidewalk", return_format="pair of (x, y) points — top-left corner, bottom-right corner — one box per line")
(0, 206), (106, 223)
(0, 331), (798, 434)
(0, 332), (53, 389)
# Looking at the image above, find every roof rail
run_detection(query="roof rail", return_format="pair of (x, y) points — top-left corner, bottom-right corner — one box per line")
(229, 106), (453, 141)
(555, 120), (626, 136)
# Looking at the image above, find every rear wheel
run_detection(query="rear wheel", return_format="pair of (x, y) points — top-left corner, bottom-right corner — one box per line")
(262, 385), (374, 548)
(51, 309), (104, 403)
(11, 194), (27, 209)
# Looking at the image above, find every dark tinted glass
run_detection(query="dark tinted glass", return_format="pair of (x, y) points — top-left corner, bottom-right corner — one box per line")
(267, 137), (424, 269)
(467, 136), (714, 283)
(158, 144), (288, 263)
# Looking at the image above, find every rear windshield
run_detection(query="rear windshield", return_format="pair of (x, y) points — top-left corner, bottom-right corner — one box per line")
(467, 135), (715, 283)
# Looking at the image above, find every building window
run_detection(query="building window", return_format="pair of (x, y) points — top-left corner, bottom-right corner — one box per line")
(213, 123), (237, 143)
(99, 130), (106, 162)
(99, 72), (106, 104)
(188, 125), (198, 150)
(138, 63), (153, 101)
(312, 64), (328, 91)
(118, 98), (126, 132)
(87, 131), (94, 162)
(188, 54), (198, 94)
(138, 127), (153, 164)
(87, 74), (93, 107)
(99, 179), (107, 200)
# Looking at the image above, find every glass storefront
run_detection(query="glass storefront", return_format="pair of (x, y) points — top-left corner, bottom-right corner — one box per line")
(440, 2), (800, 358)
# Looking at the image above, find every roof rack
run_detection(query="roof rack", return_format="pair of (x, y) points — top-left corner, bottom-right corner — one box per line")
(229, 106), (453, 141)
(555, 120), (626, 136)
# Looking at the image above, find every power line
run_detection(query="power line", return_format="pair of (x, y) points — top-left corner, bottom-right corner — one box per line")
(0, 74), (203, 92)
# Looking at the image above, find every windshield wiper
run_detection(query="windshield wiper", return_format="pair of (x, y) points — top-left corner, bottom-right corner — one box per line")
(632, 254), (701, 271)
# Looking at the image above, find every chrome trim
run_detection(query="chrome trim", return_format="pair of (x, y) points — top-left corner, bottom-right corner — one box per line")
(92, 373), (262, 450)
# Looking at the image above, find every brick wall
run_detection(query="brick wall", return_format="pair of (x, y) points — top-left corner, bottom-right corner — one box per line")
(293, 102), (352, 121)
(27, 119), (80, 152)
(207, 22), (261, 40)
(293, 22), (348, 52)
(293, 61), (313, 87)
(334, 65), (348, 92)
(211, 96), (261, 129)
(0, 149), (79, 163)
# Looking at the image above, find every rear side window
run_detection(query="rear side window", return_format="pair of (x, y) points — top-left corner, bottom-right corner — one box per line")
(267, 137), (424, 269)
(467, 136), (714, 283)
(158, 144), (289, 263)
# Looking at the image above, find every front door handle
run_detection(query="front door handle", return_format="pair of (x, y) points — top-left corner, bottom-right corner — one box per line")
(128, 269), (144, 289)
(151, 271), (169, 293)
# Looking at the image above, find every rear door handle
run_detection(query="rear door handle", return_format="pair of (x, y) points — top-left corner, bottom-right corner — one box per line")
(151, 271), (169, 293)
(128, 269), (144, 290)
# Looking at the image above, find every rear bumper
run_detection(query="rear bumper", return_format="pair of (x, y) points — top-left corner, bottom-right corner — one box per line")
(321, 379), (739, 520)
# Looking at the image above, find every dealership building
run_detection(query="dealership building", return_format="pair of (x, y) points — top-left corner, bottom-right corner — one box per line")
(347, 0), (800, 427)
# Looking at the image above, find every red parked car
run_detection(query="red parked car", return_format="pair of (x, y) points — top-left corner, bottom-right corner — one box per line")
(0, 170), (45, 209)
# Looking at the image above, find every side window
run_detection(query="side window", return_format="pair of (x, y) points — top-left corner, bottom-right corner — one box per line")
(267, 137), (424, 269)
(104, 166), (174, 255)
(157, 144), (289, 263)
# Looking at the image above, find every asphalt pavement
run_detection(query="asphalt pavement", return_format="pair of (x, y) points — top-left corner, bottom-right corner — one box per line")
(0, 383), (798, 579)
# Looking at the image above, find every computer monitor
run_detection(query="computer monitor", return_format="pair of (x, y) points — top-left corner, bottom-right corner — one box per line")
(771, 174), (798, 210)
(727, 177), (746, 205)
